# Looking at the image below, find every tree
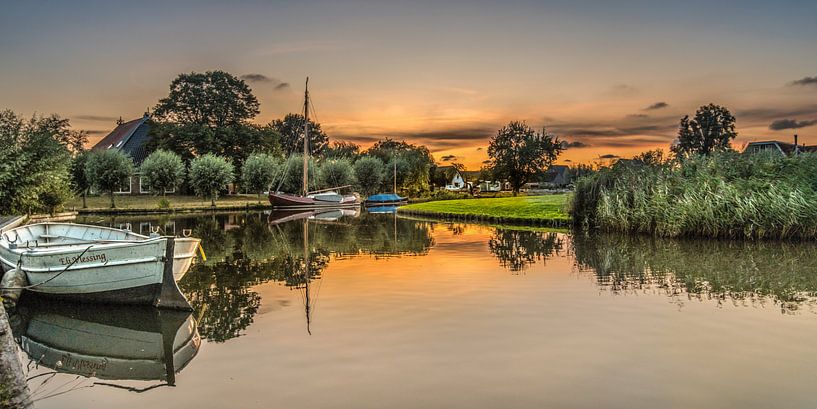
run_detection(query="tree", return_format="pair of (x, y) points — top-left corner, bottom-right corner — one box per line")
(85, 149), (134, 208)
(364, 138), (435, 195)
(271, 113), (329, 156)
(188, 154), (235, 206)
(325, 141), (361, 161)
(241, 153), (280, 197)
(149, 71), (280, 167)
(0, 110), (74, 215)
(354, 156), (385, 196)
(672, 103), (737, 157)
(487, 121), (563, 195)
(70, 151), (92, 208)
(153, 71), (260, 127)
(140, 149), (186, 196)
(277, 154), (318, 194)
(319, 159), (357, 189)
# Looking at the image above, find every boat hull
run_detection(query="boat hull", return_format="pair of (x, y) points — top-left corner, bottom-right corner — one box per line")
(269, 192), (360, 209)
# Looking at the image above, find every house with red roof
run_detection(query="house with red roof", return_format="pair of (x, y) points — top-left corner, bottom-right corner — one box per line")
(91, 114), (174, 195)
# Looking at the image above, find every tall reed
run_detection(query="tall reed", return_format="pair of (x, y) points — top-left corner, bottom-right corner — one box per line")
(570, 151), (817, 240)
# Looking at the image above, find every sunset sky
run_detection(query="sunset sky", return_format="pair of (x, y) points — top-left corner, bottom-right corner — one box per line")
(1, 1), (816, 167)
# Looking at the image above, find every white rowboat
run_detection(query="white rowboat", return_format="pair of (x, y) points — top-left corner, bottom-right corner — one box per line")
(0, 223), (199, 308)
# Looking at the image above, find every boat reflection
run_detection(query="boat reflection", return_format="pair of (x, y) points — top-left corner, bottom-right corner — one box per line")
(10, 297), (200, 392)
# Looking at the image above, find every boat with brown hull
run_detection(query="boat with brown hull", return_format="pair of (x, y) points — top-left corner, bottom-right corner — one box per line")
(268, 77), (361, 210)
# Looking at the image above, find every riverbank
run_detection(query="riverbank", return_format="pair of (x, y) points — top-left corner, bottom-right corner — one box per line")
(398, 194), (570, 226)
(68, 195), (270, 215)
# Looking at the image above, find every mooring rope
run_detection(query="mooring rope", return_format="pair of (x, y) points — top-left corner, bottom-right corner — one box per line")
(1, 245), (93, 290)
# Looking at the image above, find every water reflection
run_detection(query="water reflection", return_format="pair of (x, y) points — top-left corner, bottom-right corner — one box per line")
(488, 229), (565, 272)
(10, 297), (199, 398)
(78, 210), (436, 342)
(572, 233), (817, 312)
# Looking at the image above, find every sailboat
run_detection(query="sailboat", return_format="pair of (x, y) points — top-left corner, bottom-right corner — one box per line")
(269, 78), (361, 210)
(364, 160), (407, 207)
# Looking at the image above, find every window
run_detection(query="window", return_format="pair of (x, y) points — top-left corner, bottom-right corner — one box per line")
(139, 176), (150, 194)
(116, 176), (132, 194)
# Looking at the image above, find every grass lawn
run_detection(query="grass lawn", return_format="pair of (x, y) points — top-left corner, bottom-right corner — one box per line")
(398, 194), (570, 224)
(68, 194), (270, 213)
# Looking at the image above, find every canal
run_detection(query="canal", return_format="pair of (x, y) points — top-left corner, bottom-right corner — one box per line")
(9, 209), (817, 408)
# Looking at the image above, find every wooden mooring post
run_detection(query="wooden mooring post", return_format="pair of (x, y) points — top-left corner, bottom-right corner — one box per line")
(0, 302), (33, 408)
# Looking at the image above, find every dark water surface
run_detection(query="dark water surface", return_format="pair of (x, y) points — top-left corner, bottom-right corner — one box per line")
(11, 210), (817, 408)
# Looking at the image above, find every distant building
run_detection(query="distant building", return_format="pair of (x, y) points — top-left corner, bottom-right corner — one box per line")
(90, 114), (168, 195)
(445, 169), (467, 191)
(744, 135), (817, 156)
(541, 165), (572, 188)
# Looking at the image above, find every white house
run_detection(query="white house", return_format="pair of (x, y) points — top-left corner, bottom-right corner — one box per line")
(445, 169), (468, 191)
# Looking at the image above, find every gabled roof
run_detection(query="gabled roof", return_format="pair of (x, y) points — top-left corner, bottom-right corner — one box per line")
(91, 115), (152, 165)
(744, 141), (817, 156)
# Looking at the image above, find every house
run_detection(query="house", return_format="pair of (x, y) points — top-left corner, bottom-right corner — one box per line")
(541, 165), (572, 188)
(91, 114), (170, 195)
(445, 169), (468, 191)
(744, 135), (817, 156)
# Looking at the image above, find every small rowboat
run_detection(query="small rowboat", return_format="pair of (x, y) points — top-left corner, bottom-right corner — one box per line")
(0, 223), (199, 309)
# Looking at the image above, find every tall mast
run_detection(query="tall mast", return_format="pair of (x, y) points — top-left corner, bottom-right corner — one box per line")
(393, 160), (397, 194)
(303, 77), (310, 197)
(303, 218), (311, 335)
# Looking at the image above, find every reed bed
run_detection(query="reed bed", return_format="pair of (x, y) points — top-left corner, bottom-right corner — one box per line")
(570, 151), (817, 240)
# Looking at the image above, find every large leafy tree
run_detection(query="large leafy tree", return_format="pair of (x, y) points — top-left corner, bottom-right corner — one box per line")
(188, 154), (235, 206)
(271, 113), (329, 157)
(140, 149), (186, 196)
(487, 121), (563, 195)
(672, 103), (737, 157)
(324, 141), (361, 161)
(364, 138), (435, 195)
(85, 149), (134, 208)
(0, 110), (74, 215)
(153, 70), (260, 127)
(149, 71), (279, 168)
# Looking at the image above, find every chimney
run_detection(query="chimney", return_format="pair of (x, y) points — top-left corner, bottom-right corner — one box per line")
(794, 134), (798, 147)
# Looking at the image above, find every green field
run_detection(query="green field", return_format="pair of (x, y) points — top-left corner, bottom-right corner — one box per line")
(398, 194), (570, 225)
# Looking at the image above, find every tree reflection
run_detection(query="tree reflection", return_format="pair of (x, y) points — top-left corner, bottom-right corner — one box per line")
(171, 210), (434, 341)
(572, 233), (817, 312)
(488, 229), (564, 272)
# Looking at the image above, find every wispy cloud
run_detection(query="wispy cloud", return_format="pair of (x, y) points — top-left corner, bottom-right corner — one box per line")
(561, 140), (589, 148)
(441, 155), (458, 162)
(599, 154), (620, 159)
(789, 76), (817, 87)
(644, 102), (669, 111)
(769, 118), (817, 130)
(240, 73), (290, 90)
(74, 115), (119, 122)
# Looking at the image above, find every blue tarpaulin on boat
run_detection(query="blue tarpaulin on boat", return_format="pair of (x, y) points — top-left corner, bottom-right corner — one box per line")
(365, 193), (406, 203)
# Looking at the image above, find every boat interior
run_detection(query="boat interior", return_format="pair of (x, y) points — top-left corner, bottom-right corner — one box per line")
(2, 223), (147, 249)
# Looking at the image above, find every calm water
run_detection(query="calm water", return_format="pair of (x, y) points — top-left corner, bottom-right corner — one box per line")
(10, 210), (817, 408)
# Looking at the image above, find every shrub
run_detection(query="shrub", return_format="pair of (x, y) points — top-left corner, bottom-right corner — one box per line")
(318, 159), (356, 190)
(241, 153), (280, 196)
(188, 154), (235, 206)
(85, 149), (134, 208)
(140, 149), (185, 196)
(277, 154), (318, 194)
(353, 156), (385, 196)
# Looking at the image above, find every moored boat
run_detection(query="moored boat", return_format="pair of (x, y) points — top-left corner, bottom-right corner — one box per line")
(0, 222), (198, 308)
(364, 193), (407, 207)
(268, 78), (361, 210)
